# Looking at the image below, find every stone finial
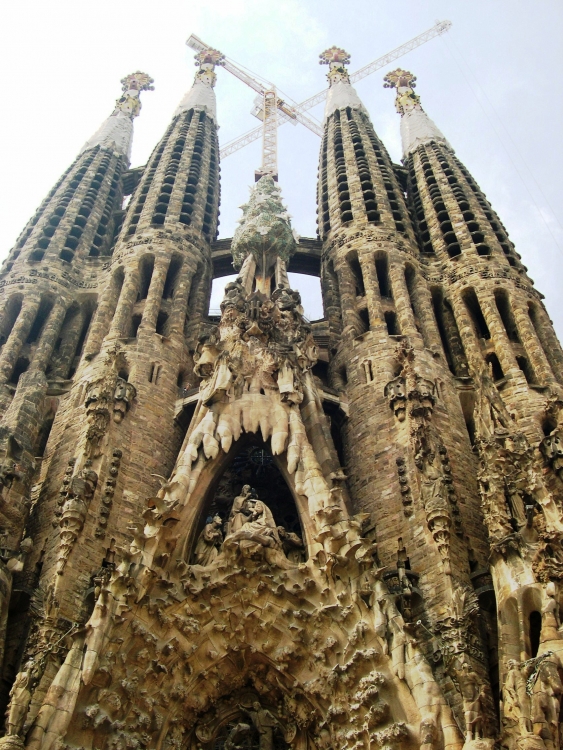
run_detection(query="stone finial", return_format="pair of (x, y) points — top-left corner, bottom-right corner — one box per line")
(194, 47), (225, 68)
(319, 47), (351, 85)
(120, 71), (155, 93)
(190, 47), (224, 90)
(320, 46), (366, 119)
(319, 47), (351, 66)
(383, 68), (421, 116)
(383, 68), (449, 156)
(79, 71), (154, 156)
(113, 71), (154, 120)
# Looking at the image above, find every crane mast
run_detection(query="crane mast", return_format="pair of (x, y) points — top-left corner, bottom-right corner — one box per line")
(256, 89), (279, 181)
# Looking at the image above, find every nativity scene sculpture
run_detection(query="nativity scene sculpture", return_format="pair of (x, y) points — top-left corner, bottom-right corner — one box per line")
(192, 485), (304, 568)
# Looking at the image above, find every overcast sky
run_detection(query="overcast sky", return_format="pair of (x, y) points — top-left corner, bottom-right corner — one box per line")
(1, 0), (562, 328)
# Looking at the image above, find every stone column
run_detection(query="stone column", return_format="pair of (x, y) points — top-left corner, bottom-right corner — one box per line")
(477, 290), (519, 375)
(30, 301), (68, 373)
(52, 307), (86, 379)
(528, 304), (563, 383)
(84, 276), (123, 357)
(335, 260), (364, 333)
(449, 292), (485, 367)
(409, 275), (443, 352)
(441, 300), (469, 376)
(139, 258), (170, 332)
(169, 263), (196, 335)
(191, 261), (213, 321)
(109, 269), (140, 338)
(388, 260), (419, 339)
(321, 260), (343, 342)
(358, 253), (383, 329)
(0, 298), (41, 385)
(511, 297), (556, 384)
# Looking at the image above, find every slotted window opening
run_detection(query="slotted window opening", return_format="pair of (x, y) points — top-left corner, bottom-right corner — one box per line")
(385, 310), (400, 336)
(39, 150), (98, 253)
(9, 356), (30, 386)
(333, 111), (353, 224)
(348, 254), (365, 298)
(162, 256), (183, 300)
(517, 356), (536, 385)
(319, 131), (331, 236)
(0, 296), (23, 346)
(486, 353), (504, 382)
(127, 121), (175, 236)
(138, 256), (155, 301)
(375, 253), (392, 299)
(26, 298), (54, 345)
(346, 110), (379, 224)
(463, 288), (490, 340)
(494, 290), (520, 343)
(361, 111), (405, 233)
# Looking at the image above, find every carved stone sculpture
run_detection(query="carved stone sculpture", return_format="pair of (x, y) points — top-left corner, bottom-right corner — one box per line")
(193, 515), (223, 566)
(240, 700), (279, 750)
(455, 661), (486, 741)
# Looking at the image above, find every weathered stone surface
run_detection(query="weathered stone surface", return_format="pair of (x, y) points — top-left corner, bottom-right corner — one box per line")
(0, 45), (561, 750)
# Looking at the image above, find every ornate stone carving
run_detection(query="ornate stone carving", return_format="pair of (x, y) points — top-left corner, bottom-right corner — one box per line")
(385, 376), (407, 421)
(57, 461), (98, 574)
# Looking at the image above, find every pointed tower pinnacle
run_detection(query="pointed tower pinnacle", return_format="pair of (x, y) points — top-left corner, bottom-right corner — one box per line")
(383, 68), (449, 157)
(320, 46), (367, 121)
(231, 175), (298, 294)
(80, 71), (154, 159)
(174, 47), (224, 121)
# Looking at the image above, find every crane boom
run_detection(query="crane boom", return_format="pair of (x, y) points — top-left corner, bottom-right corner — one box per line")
(217, 20), (452, 159)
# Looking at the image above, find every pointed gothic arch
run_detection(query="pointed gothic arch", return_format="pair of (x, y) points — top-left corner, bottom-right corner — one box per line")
(173, 433), (312, 566)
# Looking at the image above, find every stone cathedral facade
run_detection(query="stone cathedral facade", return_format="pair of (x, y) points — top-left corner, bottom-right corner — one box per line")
(0, 41), (561, 750)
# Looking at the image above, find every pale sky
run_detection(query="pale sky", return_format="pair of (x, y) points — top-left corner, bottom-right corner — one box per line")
(1, 0), (562, 328)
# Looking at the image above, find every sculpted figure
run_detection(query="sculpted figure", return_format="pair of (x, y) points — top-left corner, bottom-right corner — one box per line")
(540, 582), (561, 643)
(541, 429), (563, 475)
(241, 701), (279, 750)
(238, 501), (281, 548)
(277, 526), (304, 562)
(531, 653), (563, 748)
(193, 516), (223, 566)
(504, 659), (532, 735)
(417, 452), (448, 513)
(113, 378), (136, 422)
(5, 657), (38, 735)
(226, 485), (255, 535)
(455, 661), (486, 741)
(405, 638), (452, 750)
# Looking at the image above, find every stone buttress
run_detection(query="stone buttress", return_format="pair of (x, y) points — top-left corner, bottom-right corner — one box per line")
(0, 72), (154, 711)
(317, 49), (497, 742)
(384, 68), (563, 750)
(2, 48), (225, 730)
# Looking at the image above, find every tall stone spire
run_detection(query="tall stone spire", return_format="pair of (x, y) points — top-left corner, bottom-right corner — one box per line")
(317, 46), (416, 245)
(383, 68), (448, 157)
(174, 47), (223, 121)
(320, 46), (367, 121)
(80, 71), (154, 159)
(119, 48), (221, 241)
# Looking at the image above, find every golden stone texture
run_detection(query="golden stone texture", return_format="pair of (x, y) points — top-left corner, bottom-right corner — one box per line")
(0, 53), (561, 750)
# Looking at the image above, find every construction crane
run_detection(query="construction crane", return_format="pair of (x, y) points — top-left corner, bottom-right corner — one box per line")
(187, 34), (324, 180)
(187, 20), (452, 172)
